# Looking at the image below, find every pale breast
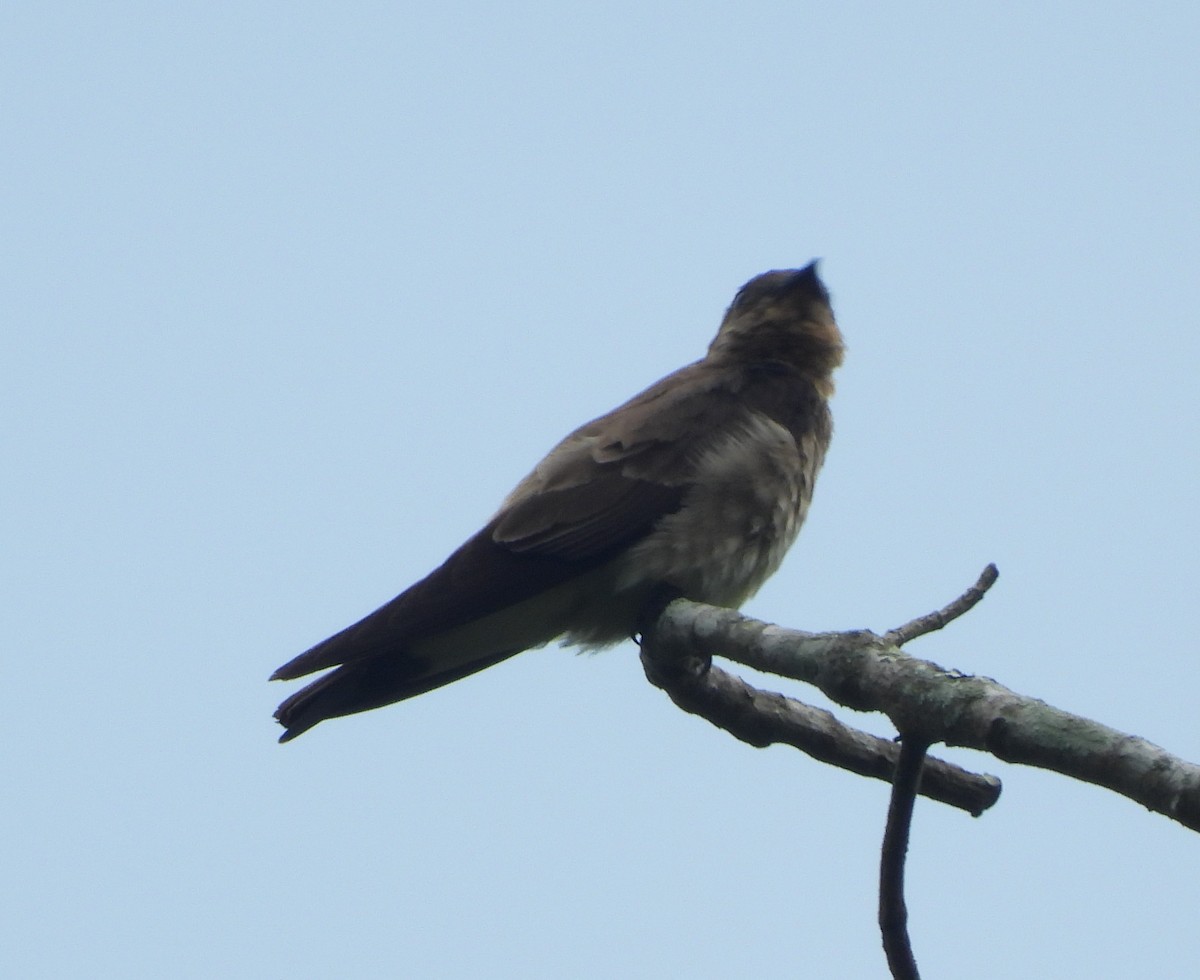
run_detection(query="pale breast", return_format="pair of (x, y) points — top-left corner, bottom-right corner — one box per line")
(614, 412), (821, 608)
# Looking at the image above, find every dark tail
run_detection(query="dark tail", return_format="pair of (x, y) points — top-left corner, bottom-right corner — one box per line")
(273, 648), (522, 742)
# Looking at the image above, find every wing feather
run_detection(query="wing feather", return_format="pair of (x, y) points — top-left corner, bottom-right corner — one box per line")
(271, 367), (745, 683)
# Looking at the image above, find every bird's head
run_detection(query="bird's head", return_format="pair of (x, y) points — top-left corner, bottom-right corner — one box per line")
(708, 262), (845, 392)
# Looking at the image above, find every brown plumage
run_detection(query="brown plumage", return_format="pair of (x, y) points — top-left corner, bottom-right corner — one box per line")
(272, 263), (844, 741)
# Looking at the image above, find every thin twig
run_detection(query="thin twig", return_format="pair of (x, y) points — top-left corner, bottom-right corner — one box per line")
(879, 737), (929, 980)
(884, 564), (999, 646)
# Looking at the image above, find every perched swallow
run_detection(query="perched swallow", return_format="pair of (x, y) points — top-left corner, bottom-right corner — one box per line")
(272, 263), (843, 741)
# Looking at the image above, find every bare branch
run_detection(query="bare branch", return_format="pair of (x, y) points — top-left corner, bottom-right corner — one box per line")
(646, 596), (1200, 833)
(639, 627), (1001, 816)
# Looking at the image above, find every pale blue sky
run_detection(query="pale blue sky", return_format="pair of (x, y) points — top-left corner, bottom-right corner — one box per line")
(4, 3), (1199, 977)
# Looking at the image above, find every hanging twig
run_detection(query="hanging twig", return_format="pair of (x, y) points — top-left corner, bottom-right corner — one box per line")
(879, 737), (930, 980)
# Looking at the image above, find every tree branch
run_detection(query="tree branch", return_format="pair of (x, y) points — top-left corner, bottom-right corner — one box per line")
(639, 641), (1001, 815)
(643, 581), (1200, 833)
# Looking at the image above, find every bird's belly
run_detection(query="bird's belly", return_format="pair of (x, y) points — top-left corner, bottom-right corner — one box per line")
(617, 413), (815, 608)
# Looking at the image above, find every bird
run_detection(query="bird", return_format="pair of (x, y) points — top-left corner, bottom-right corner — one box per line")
(271, 262), (844, 741)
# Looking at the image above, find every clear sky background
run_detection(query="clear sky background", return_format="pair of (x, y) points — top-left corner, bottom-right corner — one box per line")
(4, 3), (1199, 978)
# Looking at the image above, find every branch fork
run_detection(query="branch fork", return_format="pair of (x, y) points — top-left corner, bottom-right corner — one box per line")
(637, 563), (1200, 979)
